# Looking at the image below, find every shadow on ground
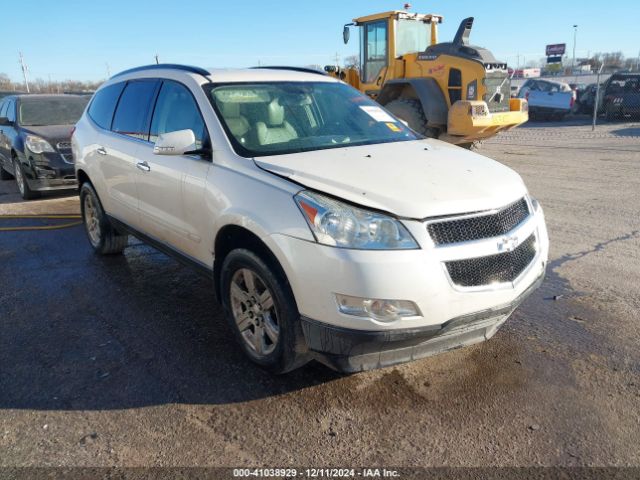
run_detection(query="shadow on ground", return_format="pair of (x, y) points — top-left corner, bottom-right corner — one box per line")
(0, 225), (342, 411)
(611, 126), (640, 137)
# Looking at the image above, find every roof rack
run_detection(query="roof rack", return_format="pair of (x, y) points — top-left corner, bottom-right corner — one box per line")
(111, 64), (210, 79)
(251, 66), (328, 76)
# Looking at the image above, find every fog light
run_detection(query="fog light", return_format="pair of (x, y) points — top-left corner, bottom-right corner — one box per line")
(335, 294), (421, 322)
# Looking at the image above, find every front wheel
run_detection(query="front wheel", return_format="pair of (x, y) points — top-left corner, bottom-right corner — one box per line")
(220, 249), (308, 373)
(384, 98), (440, 138)
(80, 182), (128, 255)
(14, 158), (39, 200)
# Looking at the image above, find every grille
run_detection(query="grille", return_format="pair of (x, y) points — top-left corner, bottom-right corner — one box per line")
(483, 73), (511, 113)
(446, 234), (537, 287)
(61, 154), (74, 164)
(427, 198), (529, 246)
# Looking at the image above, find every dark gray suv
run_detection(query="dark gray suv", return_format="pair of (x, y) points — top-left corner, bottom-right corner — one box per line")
(0, 94), (89, 199)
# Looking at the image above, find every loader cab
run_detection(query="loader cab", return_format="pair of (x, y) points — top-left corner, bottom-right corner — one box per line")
(345, 11), (443, 91)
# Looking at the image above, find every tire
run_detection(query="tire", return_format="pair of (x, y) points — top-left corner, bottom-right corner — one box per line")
(384, 98), (440, 138)
(459, 140), (483, 151)
(220, 248), (308, 374)
(13, 157), (39, 200)
(80, 182), (128, 255)
(0, 164), (12, 180)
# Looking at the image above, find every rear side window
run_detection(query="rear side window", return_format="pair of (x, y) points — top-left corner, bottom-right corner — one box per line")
(0, 101), (7, 118)
(88, 83), (125, 130)
(112, 80), (160, 140)
(150, 81), (207, 148)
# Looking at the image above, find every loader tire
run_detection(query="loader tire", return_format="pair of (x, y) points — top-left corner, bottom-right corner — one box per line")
(385, 98), (440, 139)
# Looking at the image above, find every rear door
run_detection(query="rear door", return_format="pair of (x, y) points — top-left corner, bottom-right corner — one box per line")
(95, 80), (160, 226)
(134, 80), (211, 263)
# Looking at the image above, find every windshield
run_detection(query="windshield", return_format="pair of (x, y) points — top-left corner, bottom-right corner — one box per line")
(396, 19), (430, 57)
(18, 96), (89, 126)
(206, 82), (420, 157)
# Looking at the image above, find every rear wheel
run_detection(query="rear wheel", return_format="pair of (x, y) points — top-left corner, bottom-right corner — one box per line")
(384, 98), (440, 138)
(80, 182), (128, 255)
(0, 164), (12, 180)
(220, 248), (308, 374)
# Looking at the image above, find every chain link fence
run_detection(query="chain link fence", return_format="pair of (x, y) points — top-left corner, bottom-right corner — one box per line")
(571, 68), (640, 130)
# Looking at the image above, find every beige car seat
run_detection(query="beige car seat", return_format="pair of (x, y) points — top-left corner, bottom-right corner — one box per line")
(256, 99), (298, 145)
(220, 102), (250, 140)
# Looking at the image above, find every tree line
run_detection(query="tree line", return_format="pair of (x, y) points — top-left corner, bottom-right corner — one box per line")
(0, 73), (103, 93)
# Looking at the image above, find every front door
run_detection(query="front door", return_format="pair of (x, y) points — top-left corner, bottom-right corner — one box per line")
(360, 20), (389, 95)
(135, 80), (211, 263)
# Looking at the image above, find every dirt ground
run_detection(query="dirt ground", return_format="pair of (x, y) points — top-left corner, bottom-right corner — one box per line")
(1, 118), (639, 472)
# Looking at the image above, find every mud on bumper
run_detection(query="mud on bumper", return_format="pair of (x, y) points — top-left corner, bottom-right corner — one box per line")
(301, 272), (545, 373)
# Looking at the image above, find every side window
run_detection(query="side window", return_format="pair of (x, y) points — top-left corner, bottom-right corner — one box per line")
(448, 68), (462, 104)
(88, 82), (126, 130)
(112, 80), (160, 141)
(5, 100), (16, 123)
(149, 81), (207, 148)
(0, 101), (7, 118)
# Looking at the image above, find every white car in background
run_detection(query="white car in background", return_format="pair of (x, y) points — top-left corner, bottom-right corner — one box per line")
(72, 64), (549, 373)
(518, 79), (575, 120)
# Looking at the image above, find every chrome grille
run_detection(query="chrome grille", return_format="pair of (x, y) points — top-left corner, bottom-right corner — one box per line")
(446, 234), (537, 287)
(427, 198), (529, 246)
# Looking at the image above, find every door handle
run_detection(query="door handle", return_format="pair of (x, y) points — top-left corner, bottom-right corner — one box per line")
(136, 161), (151, 172)
(97, 147), (107, 155)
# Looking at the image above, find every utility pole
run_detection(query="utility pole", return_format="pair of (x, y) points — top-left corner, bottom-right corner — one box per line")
(105, 62), (111, 78)
(334, 52), (341, 67)
(572, 25), (578, 72)
(155, 54), (159, 65)
(18, 51), (30, 93)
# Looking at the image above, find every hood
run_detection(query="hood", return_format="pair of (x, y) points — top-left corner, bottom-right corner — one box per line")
(254, 139), (527, 219)
(21, 125), (74, 144)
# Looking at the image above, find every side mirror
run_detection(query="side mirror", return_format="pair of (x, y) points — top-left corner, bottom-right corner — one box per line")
(0, 117), (12, 126)
(153, 129), (196, 156)
(343, 25), (350, 44)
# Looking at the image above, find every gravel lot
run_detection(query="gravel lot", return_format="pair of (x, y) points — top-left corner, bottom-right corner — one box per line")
(1, 119), (639, 471)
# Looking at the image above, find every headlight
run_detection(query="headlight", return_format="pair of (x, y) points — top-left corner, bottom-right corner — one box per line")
(25, 135), (55, 154)
(294, 191), (418, 250)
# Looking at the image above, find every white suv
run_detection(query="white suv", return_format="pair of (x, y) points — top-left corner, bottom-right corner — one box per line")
(72, 64), (549, 373)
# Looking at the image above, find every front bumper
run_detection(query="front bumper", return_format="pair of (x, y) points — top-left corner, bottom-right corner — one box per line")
(301, 272), (544, 372)
(446, 99), (529, 142)
(266, 202), (549, 371)
(22, 150), (77, 192)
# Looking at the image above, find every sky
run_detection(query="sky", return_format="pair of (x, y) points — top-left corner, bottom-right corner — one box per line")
(1, 0), (639, 83)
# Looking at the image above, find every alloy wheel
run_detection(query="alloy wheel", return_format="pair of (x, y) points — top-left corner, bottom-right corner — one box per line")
(14, 162), (24, 196)
(229, 268), (279, 357)
(83, 194), (101, 246)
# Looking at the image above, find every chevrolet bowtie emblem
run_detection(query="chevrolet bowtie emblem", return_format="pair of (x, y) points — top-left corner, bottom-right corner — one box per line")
(498, 236), (519, 253)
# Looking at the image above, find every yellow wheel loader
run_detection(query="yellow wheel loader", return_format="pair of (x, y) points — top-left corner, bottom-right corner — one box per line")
(326, 9), (528, 147)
